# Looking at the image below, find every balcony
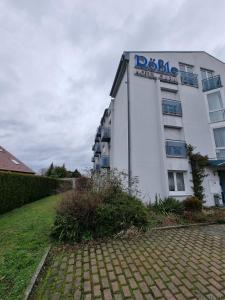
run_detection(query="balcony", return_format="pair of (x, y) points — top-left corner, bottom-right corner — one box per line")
(96, 126), (101, 137)
(91, 157), (95, 162)
(209, 109), (225, 123)
(94, 143), (101, 154)
(95, 164), (100, 172)
(95, 135), (100, 143)
(166, 140), (187, 158)
(180, 71), (198, 88)
(216, 148), (225, 159)
(101, 127), (111, 142)
(162, 99), (182, 116)
(202, 75), (222, 92)
(100, 155), (110, 168)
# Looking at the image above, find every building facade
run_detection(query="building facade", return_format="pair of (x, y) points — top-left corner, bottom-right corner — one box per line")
(92, 51), (225, 206)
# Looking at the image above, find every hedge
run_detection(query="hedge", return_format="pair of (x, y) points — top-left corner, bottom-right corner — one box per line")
(0, 172), (63, 214)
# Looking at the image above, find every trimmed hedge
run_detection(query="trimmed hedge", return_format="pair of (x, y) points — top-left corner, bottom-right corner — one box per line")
(0, 172), (61, 214)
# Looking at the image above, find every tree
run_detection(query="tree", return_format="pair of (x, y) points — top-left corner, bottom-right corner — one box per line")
(46, 162), (54, 177)
(72, 169), (81, 178)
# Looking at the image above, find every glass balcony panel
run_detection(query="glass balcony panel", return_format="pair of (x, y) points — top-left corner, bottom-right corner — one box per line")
(100, 155), (110, 168)
(162, 99), (182, 116)
(180, 71), (198, 87)
(95, 164), (100, 171)
(216, 149), (225, 159)
(94, 143), (101, 154)
(209, 109), (225, 123)
(101, 127), (111, 142)
(166, 140), (187, 158)
(202, 75), (222, 92)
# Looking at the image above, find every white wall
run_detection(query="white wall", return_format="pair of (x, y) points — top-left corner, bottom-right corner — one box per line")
(111, 51), (225, 205)
(111, 73), (128, 172)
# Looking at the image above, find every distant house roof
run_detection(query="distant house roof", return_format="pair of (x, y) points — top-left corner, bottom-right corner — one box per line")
(0, 146), (35, 174)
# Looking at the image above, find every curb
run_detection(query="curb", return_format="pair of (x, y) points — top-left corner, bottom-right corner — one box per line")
(151, 222), (217, 231)
(23, 245), (51, 300)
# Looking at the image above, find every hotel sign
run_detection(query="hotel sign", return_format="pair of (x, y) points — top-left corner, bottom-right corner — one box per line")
(134, 55), (179, 84)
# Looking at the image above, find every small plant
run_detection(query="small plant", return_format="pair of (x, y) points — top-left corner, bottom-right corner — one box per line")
(152, 196), (184, 215)
(183, 196), (202, 212)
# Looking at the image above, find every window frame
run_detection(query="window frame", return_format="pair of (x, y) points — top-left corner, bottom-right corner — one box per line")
(168, 171), (185, 192)
(213, 127), (225, 159)
(200, 68), (215, 80)
(207, 91), (225, 123)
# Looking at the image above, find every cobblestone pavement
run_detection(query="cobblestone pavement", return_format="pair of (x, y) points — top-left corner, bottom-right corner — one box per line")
(32, 225), (225, 300)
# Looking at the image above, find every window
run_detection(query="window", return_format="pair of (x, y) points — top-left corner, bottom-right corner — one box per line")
(168, 171), (185, 192)
(179, 63), (198, 87)
(207, 92), (225, 122)
(11, 159), (20, 165)
(201, 68), (214, 80)
(179, 63), (193, 73)
(213, 127), (225, 158)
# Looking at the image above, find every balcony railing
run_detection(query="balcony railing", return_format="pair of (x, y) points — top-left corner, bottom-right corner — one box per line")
(166, 140), (187, 158)
(96, 126), (101, 137)
(216, 148), (225, 159)
(100, 155), (110, 168)
(94, 143), (101, 154)
(162, 99), (182, 116)
(95, 164), (100, 172)
(209, 109), (225, 123)
(101, 127), (111, 142)
(180, 71), (198, 88)
(202, 75), (222, 92)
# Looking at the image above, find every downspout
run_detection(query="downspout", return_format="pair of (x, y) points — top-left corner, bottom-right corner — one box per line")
(125, 53), (132, 195)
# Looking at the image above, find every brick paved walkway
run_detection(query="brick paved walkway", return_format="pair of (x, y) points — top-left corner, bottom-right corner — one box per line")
(32, 225), (225, 299)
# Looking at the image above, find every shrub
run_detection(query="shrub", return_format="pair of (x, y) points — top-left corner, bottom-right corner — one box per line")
(183, 196), (202, 212)
(0, 172), (62, 214)
(51, 190), (149, 242)
(152, 196), (184, 215)
(95, 192), (149, 238)
(51, 191), (102, 242)
(75, 176), (92, 192)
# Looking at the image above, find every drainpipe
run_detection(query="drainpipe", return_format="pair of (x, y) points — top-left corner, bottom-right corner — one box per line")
(125, 54), (132, 195)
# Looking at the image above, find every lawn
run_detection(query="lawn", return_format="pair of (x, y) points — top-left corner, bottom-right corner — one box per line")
(0, 194), (60, 300)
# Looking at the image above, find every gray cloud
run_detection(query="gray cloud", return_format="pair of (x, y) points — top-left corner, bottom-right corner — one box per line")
(0, 0), (225, 173)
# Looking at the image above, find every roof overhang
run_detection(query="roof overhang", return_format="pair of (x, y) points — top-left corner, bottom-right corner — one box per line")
(110, 52), (129, 98)
(208, 159), (225, 168)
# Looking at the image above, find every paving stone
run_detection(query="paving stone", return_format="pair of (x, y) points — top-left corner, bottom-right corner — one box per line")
(32, 225), (225, 300)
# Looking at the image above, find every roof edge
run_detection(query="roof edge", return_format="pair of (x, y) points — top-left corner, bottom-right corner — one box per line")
(110, 52), (129, 98)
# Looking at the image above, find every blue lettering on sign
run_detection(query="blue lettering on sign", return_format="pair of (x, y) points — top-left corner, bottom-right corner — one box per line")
(135, 55), (178, 77)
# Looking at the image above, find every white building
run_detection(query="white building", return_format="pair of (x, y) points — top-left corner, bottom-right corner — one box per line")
(92, 51), (225, 206)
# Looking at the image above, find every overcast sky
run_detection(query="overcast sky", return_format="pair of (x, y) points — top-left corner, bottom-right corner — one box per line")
(0, 0), (225, 173)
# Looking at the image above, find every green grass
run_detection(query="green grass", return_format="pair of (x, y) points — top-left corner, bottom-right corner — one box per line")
(0, 194), (60, 300)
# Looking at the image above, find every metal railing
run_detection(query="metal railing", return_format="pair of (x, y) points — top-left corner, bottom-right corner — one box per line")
(94, 143), (101, 154)
(209, 109), (225, 123)
(95, 164), (100, 171)
(100, 155), (110, 168)
(202, 75), (222, 92)
(166, 140), (187, 158)
(180, 71), (198, 88)
(101, 127), (111, 142)
(162, 99), (182, 116)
